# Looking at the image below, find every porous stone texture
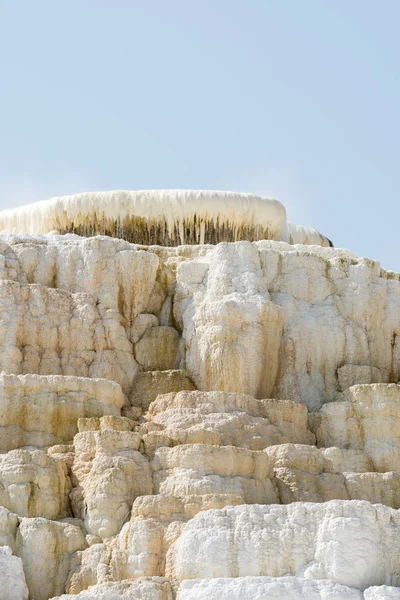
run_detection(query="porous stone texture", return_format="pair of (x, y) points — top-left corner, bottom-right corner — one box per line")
(3, 235), (160, 342)
(176, 577), (364, 599)
(166, 501), (400, 590)
(337, 364), (383, 391)
(265, 443), (400, 507)
(0, 449), (71, 518)
(0, 545), (29, 600)
(172, 241), (400, 410)
(0, 374), (126, 451)
(0, 279), (137, 395)
(50, 578), (174, 600)
(66, 493), (246, 590)
(145, 390), (314, 452)
(364, 587), (400, 599)
(0, 233), (398, 599)
(16, 517), (87, 600)
(134, 326), (182, 371)
(130, 370), (196, 410)
(174, 242), (285, 400)
(71, 420), (152, 539)
(312, 384), (400, 471)
(152, 444), (278, 504)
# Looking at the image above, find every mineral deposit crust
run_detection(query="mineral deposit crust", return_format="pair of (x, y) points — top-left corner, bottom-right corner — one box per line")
(0, 223), (396, 599)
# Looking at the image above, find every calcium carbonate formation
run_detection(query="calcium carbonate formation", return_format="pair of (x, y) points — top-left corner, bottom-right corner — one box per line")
(0, 189), (333, 246)
(0, 192), (398, 600)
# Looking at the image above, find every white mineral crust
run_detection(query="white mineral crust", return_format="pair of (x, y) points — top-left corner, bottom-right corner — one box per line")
(0, 217), (395, 599)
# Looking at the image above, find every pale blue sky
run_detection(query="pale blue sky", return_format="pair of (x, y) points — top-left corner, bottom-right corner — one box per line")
(0, 1), (399, 269)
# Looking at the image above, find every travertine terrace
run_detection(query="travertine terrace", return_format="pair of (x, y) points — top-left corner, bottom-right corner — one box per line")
(0, 190), (398, 599)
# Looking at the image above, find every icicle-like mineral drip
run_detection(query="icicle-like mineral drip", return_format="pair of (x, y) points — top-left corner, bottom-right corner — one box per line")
(0, 189), (333, 247)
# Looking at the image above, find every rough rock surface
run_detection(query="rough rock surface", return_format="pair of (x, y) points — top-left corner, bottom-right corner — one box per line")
(0, 546), (29, 600)
(0, 449), (70, 518)
(71, 419), (152, 539)
(176, 577), (364, 599)
(0, 279), (137, 394)
(265, 443), (400, 507)
(0, 232), (397, 598)
(312, 383), (400, 471)
(130, 370), (196, 410)
(145, 390), (314, 451)
(152, 444), (278, 504)
(169, 241), (400, 409)
(51, 578), (174, 600)
(167, 501), (400, 590)
(16, 517), (87, 600)
(0, 373), (126, 451)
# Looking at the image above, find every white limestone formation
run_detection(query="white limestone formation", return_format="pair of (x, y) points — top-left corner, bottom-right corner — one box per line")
(265, 443), (400, 507)
(51, 578), (173, 599)
(16, 517), (87, 600)
(312, 384), (400, 471)
(152, 444), (278, 504)
(0, 546), (29, 600)
(0, 374), (126, 451)
(0, 199), (397, 599)
(176, 577), (364, 599)
(0, 190), (332, 247)
(71, 419), (152, 539)
(130, 370), (196, 410)
(145, 390), (314, 452)
(0, 449), (71, 518)
(166, 501), (400, 590)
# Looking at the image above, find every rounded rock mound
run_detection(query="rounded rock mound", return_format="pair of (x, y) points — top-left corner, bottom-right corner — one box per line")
(0, 189), (332, 247)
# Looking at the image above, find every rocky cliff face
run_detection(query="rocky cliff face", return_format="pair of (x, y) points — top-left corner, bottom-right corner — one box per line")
(0, 232), (399, 599)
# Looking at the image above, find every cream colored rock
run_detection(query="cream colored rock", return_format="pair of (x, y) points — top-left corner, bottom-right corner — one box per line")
(130, 313), (159, 343)
(71, 425), (152, 538)
(0, 233), (398, 597)
(16, 517), (87, 600)
(265, 444), (346, 503)
(343, 472), (400, 507)
(0, 546), (29, 600)
(146, 390), (314, 452)
(265, 444), (400, 507)
(167, 501), (400, 590)
(152, 444), (278, 504)
(0, 506), (20, 549)
(130, 370), (196, 410)
(66, 541), (110, 594)
(0, 190), (290, 244)
(0, 374), (126, 451)
(52, 577), (173, 599)
(67, 493), (245, 591)
(320, 446), (373, 473)
(177, 576), (363, 600)
(110, 494), (244, 581)
(312, 384), (400, 471)
(1, 235), (399, 409)
(0, 279), (137, 394)
(47, 444), (76, 472)
(130, 493), (245, 524)
(0, 449), (70, 518)
(1, 235), (400, 409)
(2, 235), (160, 341)
(364, 587), (400, 599)
(273, 467), (400, 507)
(172, 241), (400, 410)
(337, 364), (383, 392)
(260, 245), (400, 409)
(175, 242), (284, 399)
(134, 326), (182, 371)
(77, 415), (136, 433)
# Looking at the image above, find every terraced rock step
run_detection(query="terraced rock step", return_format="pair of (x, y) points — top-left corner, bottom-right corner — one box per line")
(0, 233), (398, 599)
